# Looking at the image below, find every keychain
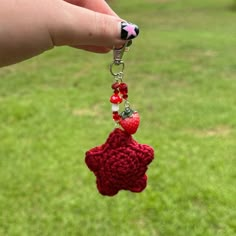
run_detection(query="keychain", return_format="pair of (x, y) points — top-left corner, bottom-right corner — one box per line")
(85, 29), (154, 196)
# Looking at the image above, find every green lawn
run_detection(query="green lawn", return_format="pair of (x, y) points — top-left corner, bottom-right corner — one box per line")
(0, 0), (236, 235)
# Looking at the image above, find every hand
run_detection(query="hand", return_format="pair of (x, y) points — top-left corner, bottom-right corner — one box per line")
(0, 0), (139, 67)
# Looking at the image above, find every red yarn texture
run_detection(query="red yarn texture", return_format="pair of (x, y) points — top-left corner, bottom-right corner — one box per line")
(85, 128), (154, 196)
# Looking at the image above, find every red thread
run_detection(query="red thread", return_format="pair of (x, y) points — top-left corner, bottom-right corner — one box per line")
(85, 128), (154, 196)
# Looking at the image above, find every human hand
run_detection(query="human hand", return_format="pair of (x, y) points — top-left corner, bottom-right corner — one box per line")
(0, 0), (139, 67)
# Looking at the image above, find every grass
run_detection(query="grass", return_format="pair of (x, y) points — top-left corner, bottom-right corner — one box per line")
(0, 0), (236, 235)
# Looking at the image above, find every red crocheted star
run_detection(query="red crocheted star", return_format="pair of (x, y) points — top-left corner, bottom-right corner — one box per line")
(85, 128), (154, 196)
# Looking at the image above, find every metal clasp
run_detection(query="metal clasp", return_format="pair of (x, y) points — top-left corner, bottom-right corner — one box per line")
(113, 40), (132, 65)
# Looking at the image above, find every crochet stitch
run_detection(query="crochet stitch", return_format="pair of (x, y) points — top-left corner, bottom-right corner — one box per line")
(85, 128), (154, 196)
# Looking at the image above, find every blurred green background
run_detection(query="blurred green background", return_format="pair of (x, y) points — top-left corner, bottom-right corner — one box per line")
(0, 0), (236, 235)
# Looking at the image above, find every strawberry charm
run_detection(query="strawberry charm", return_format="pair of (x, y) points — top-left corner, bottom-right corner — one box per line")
(119, 107), (140, 134)
(85, 37), (155, 196)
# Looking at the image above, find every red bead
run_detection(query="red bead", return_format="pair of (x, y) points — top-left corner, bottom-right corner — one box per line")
(110, 94), (122, 104)
(122, 94), (128, 99)
(119, 82), (128, 94)
(112, 112), (120, 121)
(114, 89), (119, 94)
(111, 82), (120, 90)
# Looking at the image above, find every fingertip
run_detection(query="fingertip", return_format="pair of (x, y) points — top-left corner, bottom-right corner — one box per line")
(120, 21), (140, 40)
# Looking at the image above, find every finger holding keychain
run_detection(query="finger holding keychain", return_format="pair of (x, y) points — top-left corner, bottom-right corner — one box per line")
(0, 0), (139, 67)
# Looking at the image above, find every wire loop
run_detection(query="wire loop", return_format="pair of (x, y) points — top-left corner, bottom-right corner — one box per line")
(110, 61), (125, 77)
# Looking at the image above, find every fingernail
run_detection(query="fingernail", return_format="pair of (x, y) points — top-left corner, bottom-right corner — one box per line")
(120, 22), (139, 40)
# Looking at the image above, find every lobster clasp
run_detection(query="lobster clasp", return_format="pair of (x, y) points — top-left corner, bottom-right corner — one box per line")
(113, 40), (132, 65)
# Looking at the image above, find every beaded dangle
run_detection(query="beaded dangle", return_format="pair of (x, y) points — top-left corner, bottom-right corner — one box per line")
(85, 41), (154, 196)
(109, 41), (140, 135)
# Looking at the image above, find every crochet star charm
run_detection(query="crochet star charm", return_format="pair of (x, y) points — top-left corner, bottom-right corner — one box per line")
(85, 128), (154, 196)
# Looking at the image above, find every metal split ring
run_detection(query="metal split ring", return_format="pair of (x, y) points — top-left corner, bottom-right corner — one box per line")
(110, 61), (125, 77)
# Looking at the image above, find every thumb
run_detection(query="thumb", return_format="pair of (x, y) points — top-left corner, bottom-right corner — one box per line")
(49, 1), (139, 49)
